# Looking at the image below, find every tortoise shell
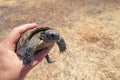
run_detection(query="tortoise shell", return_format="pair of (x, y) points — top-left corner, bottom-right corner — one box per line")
(16, 27), (66, 65)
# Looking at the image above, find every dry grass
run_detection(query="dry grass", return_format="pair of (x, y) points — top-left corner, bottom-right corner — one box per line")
(0, 0), (120, 80)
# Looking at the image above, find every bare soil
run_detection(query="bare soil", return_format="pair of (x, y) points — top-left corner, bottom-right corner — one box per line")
(0, 0), (120, 80)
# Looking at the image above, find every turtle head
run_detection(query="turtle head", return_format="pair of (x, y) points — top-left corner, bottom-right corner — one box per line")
(42, 29), (59, 41)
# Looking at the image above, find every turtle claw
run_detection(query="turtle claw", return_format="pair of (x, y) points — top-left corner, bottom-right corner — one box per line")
(60, 50), (66, 53)
(48, 60), (55, 63)
(45, 55), (55, 63)
(60, 51), (64, 53)
(60, 46), (67, 53)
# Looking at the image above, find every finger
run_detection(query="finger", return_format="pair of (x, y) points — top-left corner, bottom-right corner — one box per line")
(31, 49), (50, 67)
(5, 23), (38, 44)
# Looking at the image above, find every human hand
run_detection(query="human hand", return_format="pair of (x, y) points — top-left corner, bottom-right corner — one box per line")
(0, 23), (49, 80)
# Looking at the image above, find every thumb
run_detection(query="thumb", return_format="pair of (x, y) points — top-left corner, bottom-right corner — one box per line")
(31, 49), (50, 67)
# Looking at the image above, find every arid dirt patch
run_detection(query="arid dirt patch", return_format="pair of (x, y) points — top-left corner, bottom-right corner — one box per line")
(0, 0), (120, 80)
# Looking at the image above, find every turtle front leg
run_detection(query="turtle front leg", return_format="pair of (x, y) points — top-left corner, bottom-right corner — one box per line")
(23, 48), (34, 65)
(45, 55), (55, 63)
(57, 37), (66, 53)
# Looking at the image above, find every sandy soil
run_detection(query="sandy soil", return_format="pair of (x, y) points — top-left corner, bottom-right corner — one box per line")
(0, 0), (120, 80)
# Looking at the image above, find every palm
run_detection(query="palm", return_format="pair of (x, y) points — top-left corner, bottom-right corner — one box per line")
(0, 23), (49, 80)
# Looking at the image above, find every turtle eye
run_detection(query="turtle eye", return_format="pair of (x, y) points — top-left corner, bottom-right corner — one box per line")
(39, 37), (43, 40)
(50, 33), (59, 40)
(51, 34), (55, 38)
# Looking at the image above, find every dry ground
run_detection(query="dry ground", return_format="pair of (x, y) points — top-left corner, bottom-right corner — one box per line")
(0, 0), (120, 80)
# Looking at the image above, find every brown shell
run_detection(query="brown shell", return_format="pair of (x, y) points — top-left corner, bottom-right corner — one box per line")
(16, 27), (54, 56)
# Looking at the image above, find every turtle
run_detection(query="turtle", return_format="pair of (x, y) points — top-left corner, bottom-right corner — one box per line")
(16, 27), (66, 65)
